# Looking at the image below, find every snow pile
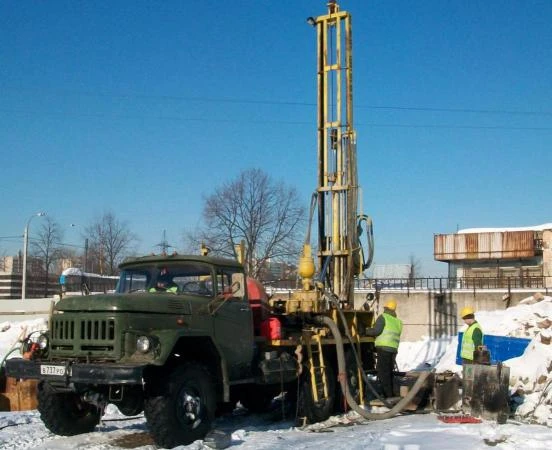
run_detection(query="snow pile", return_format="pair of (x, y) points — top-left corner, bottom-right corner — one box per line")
(0, 318), (49, 365)
(508, 333), (552, 426)
(398, 294), (552, 426)
(476, 293), (552, 339)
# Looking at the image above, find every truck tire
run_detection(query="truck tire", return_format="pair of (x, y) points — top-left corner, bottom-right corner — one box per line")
(144, 363), (216, 448)
(37, 381), (101, 436)
(298, 362), (336, 423)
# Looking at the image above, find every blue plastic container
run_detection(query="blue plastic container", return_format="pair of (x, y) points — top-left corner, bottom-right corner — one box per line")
(456, 333), (531, 365)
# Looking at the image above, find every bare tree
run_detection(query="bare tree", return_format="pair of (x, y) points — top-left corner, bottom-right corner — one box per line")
(85, 212), (138, 275)
(30, 217), (64, 296)
(185, 168), (306, 280)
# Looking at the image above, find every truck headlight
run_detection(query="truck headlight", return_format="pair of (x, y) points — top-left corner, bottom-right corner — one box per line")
(37, 334), (49, 350)
(136, 336), (151, 353)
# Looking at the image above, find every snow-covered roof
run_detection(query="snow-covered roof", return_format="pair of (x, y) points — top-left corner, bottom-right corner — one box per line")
(61, 267), (117, 279)
(61, 267), (83, 276)
(457, 223), (552, 234)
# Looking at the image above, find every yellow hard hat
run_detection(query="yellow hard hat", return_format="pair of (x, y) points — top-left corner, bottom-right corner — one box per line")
(384, 299), (397, 311)
(461, 306), (474, 318)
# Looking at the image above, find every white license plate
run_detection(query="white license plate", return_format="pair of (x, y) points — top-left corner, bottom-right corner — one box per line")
(40, 365), (66, 376)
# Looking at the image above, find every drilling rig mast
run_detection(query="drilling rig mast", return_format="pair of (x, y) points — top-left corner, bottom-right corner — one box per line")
(294, 0), (373, 311)
(315, 1), (360, 303)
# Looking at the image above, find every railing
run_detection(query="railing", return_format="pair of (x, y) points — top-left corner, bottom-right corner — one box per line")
(264, 276), (552, 292)
(0, 273), (118, 299)
(63, 275), (118, 295)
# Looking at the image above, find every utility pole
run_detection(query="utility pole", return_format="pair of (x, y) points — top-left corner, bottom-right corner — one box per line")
(22, 212), (46, 299)
(84, 238), (89, 272)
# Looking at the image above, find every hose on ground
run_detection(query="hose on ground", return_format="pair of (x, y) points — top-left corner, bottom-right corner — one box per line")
(314, 315), (433, 420)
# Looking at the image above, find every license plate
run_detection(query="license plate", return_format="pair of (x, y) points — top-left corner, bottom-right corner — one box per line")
(40, 365), (66, 376)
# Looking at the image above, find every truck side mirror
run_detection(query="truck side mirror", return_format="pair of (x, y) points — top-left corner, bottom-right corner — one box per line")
(231, 273), (245, 299)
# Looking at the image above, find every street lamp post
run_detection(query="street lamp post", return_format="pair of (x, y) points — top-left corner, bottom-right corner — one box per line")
(22, 212), (46, 299)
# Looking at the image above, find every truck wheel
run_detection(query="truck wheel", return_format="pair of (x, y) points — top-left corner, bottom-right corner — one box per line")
(298, 362), (336, 423)
(144, 364), (215, 448)
(37, 381), (101, 435)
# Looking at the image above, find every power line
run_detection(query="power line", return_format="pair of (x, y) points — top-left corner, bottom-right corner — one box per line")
(358, 105), (552, 116)
(364, 123), (552, 131)
(57, 242), (85, 249)
(0, 108), (312, 125)
(0, 107), (551, 131)
(1, 85), (552, 116)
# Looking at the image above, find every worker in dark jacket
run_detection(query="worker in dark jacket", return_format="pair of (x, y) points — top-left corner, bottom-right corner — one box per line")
(365, 298), (403, 398)
(460, 306), (484, 364)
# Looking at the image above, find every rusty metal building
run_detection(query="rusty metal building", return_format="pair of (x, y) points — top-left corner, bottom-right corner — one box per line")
(434, 224), (552, 288)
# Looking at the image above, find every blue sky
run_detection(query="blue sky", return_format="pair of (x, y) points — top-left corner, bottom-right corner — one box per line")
(1, 1), (551, 276)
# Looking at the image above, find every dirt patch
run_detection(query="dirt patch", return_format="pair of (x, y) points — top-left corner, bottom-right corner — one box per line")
(110, 431), (155, 448)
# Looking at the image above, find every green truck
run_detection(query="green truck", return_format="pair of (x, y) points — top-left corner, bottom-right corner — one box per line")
(6, 254), (307, 448)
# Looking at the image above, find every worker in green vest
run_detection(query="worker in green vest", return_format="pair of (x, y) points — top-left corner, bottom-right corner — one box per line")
(149, 279), (178, 294)
(149, 267), (178, 294)
(365, 298), (403, 398)
(460, 306), (484, 364)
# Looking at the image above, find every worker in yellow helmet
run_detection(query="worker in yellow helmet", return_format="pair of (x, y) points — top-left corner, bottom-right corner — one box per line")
(149, 267), (178, 294)
(460, 306), (484, 364)
(365, 298), (403, 398)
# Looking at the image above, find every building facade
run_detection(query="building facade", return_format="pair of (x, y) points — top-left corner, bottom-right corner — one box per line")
(434, 224), (552, 288)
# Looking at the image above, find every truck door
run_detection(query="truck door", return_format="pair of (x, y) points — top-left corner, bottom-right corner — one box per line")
(213, 268), (254, 380)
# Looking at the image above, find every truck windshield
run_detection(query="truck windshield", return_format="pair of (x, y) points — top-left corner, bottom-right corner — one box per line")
(116, 262), (215, 296)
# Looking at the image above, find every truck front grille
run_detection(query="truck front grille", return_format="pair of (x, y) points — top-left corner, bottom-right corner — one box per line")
(51, 317), (118, 358)
(80, 319), (115, 340)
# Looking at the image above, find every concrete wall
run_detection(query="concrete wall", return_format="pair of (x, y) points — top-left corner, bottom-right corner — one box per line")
(353, 289), (546, 341)
(0, 298), (57, 322)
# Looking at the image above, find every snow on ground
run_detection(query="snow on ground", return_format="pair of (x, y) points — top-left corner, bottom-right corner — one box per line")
(1, 295), (551, 449)
(2, 407), (552, 450)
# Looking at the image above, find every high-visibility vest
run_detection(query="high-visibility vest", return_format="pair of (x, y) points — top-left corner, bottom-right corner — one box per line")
(461, 322), (483, 361)
(375, 313), (403, 350)
(149, 285), (178, 294)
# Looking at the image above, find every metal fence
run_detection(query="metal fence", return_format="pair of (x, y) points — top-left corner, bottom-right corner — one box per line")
(63, 275), (118, 294)
(0, 273), (118, 299)
(264, 276), (552, 292)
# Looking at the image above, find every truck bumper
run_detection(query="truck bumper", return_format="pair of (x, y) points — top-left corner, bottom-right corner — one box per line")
(5, 358), (144, 385)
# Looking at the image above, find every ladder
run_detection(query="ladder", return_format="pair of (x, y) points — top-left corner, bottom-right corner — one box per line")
(305, 333), (329, 403)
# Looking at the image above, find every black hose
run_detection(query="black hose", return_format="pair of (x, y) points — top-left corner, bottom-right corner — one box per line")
(324, 292), (392, 408)
(314, 315), (432, 420)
